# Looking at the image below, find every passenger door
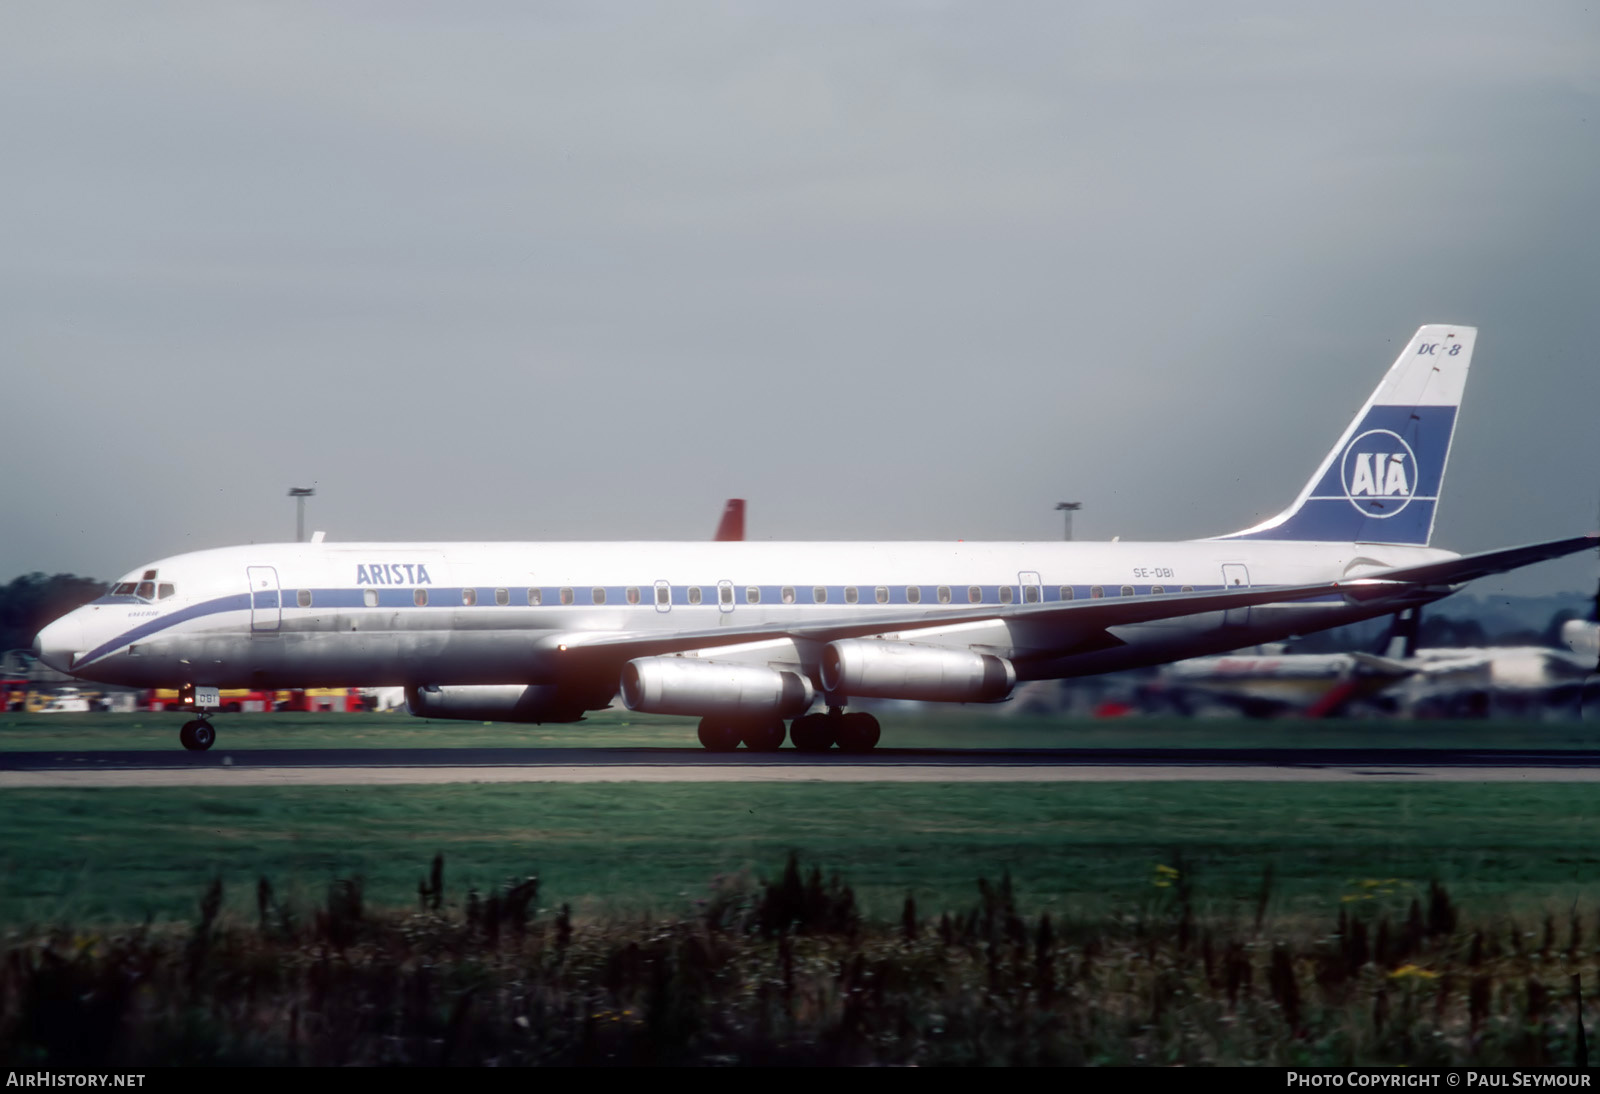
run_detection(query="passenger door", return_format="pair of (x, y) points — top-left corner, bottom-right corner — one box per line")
(1221, 563), (1251, 626)
(246, 566), (281, 632)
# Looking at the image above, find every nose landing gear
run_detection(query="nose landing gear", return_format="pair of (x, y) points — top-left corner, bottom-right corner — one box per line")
(179, 718), (216, 752)
(175, 685), (220, 751)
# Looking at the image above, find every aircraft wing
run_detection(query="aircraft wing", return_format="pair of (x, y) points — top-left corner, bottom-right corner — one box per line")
(1365, 533), (1598, 587)
(542, 579), (1374, 665)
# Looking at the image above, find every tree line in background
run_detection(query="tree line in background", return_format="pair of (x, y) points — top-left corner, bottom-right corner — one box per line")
(0, 573), (103, 659)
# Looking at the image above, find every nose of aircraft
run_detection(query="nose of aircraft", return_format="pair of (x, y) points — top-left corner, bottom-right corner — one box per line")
(33, 613), (86, 673)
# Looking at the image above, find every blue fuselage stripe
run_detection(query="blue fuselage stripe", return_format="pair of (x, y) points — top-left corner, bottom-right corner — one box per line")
(74, 580), (1263, 669)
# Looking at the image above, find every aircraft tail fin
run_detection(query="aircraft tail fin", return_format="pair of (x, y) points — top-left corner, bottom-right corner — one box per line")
(1214, 324), (1475, 546)
(713, 499), (746, 542)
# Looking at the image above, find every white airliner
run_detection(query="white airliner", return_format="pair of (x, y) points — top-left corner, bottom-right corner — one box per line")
(33, 325), (1596, 752)
(1163, 645), (1596, 719)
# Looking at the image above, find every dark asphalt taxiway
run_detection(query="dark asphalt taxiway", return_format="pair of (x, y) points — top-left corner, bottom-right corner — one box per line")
(4, 747), (1600, 786)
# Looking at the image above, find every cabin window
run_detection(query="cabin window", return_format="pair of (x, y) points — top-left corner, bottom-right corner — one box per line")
(495, 588), (509, 606)
(687, 586), (702, 605)
(297, 589), (313, 608)
(967, 586), (982, 604)
(136, 582), (155, 600)
(781, 586), (795, 604)
(1090, 586), (1104, 599)
(1120, 585), (1134, 597)
(937, 586), (951, 604)
(1023, 585), (1039, 603)
(1181, 585), (1194, 593)
(559, 587), (574, 606)
(414, 589), (428, 607)
(746, 586), (760, 604)
(719, 584), (734, 607)
(813, 586), (827, 603)
(363, 589), (378, 608)
(157, 583), (175, 600)
(462, 588), (477, 606)
(1151, 585), (1165, 595)
(844, 586), (859, 604)
(626, 586), (641, 605)
(1059, 586), (1074, 601)
(907, 586), (921, 604)
(875, 586), (889, 604)
(529, 588), (543, 606)
(592, 587), (606, 605)
(655, 585), (670, 606)
(999, 586), (1014, 604)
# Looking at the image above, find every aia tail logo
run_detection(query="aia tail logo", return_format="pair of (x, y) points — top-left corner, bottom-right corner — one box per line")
(1340, 429), (1417, 518)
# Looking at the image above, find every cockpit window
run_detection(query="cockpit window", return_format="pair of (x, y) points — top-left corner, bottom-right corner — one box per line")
(136, 582), (155, 599)
(157, 584), (175, 600)
(112, 582), (137, 596)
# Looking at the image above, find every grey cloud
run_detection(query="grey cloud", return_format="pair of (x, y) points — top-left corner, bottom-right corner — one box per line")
(1, 2), (1596, 599)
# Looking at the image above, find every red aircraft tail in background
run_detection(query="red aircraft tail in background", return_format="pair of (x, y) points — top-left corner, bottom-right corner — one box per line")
(713, 499), (745, 542)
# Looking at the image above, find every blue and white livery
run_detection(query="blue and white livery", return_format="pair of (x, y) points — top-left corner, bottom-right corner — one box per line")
(33, 324), (1595, 751)
(1217, 326), (1471, 545)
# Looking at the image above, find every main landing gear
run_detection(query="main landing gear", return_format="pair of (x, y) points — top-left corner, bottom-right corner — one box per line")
(179, 717), (216, 752)
(697, 716), (786, 753)
(698, 707), (881, 753)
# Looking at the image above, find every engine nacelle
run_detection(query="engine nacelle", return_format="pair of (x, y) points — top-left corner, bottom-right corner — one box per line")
(405, 684), (593, 724)
(820, 640), (1016, 702)
(621, 657), (815, 718)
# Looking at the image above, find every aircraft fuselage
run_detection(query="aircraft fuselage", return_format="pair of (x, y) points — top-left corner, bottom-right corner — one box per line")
(39, 537), (1456, 693)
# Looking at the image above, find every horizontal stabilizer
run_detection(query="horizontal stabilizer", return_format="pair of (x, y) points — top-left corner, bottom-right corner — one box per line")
(1367, 533), (1598, 587)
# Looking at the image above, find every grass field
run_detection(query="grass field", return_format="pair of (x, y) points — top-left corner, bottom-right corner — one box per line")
(6, 712), (1600, 926)
(7, 708), (1600, 752)
(6, 713), (1600, 1065)
(4, 780), (1600, 928)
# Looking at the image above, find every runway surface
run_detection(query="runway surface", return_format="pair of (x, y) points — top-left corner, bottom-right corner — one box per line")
(5, 747), (1600, 786)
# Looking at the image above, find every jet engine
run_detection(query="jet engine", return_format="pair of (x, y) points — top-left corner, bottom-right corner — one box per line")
(405, 684), (595, 724)
(620, 657), (815, 717)
(820, 639), (1015, 702)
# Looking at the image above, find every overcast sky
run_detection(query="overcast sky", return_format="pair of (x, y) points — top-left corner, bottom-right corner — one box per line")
(3, 2), (1597, 599)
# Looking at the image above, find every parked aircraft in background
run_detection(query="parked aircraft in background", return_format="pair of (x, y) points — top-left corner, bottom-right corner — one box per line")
(713, 499), (746, 542)
(1396, 644), (1597, 716)
(1161, 648), (1413, 718)
(34, 324), (1597, 751)
(1161, 643), (1596, 719)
